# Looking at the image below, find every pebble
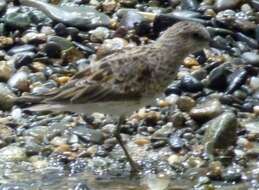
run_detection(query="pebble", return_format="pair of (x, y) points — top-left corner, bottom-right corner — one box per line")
(168, 134), (185, 151)
(89, 27), (110, 43)
(0, 145), (26, 161)
(242, 52), (259, 66)
(190, 99), (222, 121)
(8, 71), (30, 92)
(203, 112), (238, 158)
(249, 77), (259, 90)
(48, 36), (74, 50)
(4, 9), (31, 29)
(43, 41), (62, 58)
(96, 37), (129, 59)
(0, 61), (13, 81)
(215, 0), (241, 11)
(180, 75), (203, 93)
(72, 125), (104, 144)
(20, 0), (110, 29)
(0, 36), (13, 48)
(0, 83), (17, 110)
(176, 96), (196, 112)
(7, 44), (35, 56)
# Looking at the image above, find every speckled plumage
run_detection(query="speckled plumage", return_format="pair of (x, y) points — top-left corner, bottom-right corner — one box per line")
(21, 21), (210, 115)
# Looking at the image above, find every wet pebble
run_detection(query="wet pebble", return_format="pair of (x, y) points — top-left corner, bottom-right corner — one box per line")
(203, 112), (237, 158)
(168, 134), (185, 151)
(43, 41), (62, 58)
(180, 75), (203, 93)
(242, 52), (259, 66)
(215, 0), (241, 11)
(48, 36), (74, 51)
(89, 27), (110, 43)
(0, 61), (13, 81)
(190, 99), (222, 121)
(4, 8), (32, 29)
(0, 145), (27, 161)
(8, 71), (30, 92)
(0, 83), (17, 110)
(72, 125), (104, 145)
(8, 44), (35, 56)
(74, 182), (90, 190)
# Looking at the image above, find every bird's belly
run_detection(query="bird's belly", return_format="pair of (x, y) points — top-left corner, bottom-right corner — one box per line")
(25, 95), (159, 116)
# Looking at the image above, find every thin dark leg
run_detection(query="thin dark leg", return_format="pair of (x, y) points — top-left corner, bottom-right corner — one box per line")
(114, 115), (141, 175)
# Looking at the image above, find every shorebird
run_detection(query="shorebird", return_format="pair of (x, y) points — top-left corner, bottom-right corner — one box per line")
(19, 21), (210, 116)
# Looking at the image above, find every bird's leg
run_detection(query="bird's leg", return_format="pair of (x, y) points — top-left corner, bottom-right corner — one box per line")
(114, 115), (141, 175)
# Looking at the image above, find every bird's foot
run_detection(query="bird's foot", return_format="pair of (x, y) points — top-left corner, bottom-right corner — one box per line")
(114, 115), (141, 175)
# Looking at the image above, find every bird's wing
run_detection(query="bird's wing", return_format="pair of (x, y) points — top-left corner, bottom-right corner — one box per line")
(43, 44), (159, 103)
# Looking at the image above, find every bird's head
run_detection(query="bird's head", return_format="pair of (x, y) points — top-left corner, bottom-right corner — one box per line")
(157, 21), (210, 55)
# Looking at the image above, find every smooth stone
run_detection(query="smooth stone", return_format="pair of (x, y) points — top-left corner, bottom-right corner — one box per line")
(190, 99), (222, 121)
(251, 0), (259, 11)
(119, 10), (145, 29)
(8, 71), (30, 92)
(74, 182), (90, 190)
(181, 0), (199, 11)
(152, 123), (173, 138)
(250, 77), (259, 91)
(0, 0), (7, 14)
(242, 52), (259, 66)
(222, 166), (242, 182)
(215, 0), (241, 11)
(54, 23), (68, 37)
(20, 0), (110, 29)
(168, 134), (185, 151)
(21, 32), (47, 44)
(14, 52), (34, 69)
(8, 45), (35, 56)
(44, 42), (62, 58)
(89, 27), (110, 43)
(235, 32), (258, 49)
(48, 36), (73, 50)
(165, 81), (181, 96)
(4, 9), (31, 29)
(176, 96), (196, 112)
(0, 61), (13, 81)
(202, 112), (237, 158)
(72, 125), (104, 144)
(208, 64), (229, 91)
(0, 83), (17, 110)
(180, 75), (203, 92)
(242, 120), (259, 134)
(0, 145), (27, 161)
(96, 37), (128, 59)
(226, 68), (247, 94)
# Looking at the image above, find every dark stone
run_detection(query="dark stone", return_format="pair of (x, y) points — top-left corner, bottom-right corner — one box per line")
(73, 42), (95, 55)
(235, 32), (258, 49)
(54, 23), (68, 37)
(165, 81), (181, 95)
(180, 75), (203, 92)
(14, 52), (35, 69)
(208, 64), (230, 91)
(43, 42), (62, 58)
(226, 68), (247, 94)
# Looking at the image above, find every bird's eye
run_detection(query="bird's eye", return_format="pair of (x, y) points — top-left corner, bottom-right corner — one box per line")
(192, 33), (204, 40)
